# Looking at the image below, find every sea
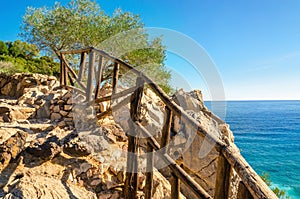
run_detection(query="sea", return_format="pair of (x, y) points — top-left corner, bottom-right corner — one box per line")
(205, 100), (300, 199)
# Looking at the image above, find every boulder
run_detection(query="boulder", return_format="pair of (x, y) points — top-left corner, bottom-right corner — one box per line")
(1, 82), (13, 96)
(0, 131), (27, 171)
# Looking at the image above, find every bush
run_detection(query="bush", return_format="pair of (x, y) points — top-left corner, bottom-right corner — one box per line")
(0, 41), (8, 55)
(260, 172), (290, 199)
(0, 54), (60, 76)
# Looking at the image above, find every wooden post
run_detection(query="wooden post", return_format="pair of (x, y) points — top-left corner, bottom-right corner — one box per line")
(161, 107), (172, 154)
(95, 55), (104, 99)
(124, 126), (139, 199)
(86, 50), (95, 102)
(145, 141), (154, 199)
(64, 60), (68, 86)
(214, 154), (232, 199)
(78, 52), (86, 82)
(171, 172), (180, 199)
(112, 62), (119, 95)
(237, 181), (254, 199)
(124, 76), (144, 199)
(60, 54), (65, 86)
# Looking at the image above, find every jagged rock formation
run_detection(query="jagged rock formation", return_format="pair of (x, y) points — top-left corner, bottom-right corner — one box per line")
(170, 89), (239, 198)
(0, 73), (184, 199)
(0, 72), (245, 199)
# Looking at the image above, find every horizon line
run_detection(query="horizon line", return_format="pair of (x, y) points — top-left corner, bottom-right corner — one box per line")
(203, 99), (300, 102)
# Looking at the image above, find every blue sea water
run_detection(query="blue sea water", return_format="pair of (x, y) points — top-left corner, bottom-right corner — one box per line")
(205, 100), (300, 198)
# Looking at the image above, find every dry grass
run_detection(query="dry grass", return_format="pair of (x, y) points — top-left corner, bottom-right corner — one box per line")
(0, 61), (16, 74)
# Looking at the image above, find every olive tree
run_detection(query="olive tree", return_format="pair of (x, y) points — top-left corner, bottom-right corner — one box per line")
(21, 0), (171, 92)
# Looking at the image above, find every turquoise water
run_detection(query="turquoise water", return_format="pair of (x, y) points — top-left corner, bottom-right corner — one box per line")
(205, 100), (300, 198)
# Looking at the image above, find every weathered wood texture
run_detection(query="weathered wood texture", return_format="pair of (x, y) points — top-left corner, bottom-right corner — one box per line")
(214, 154), (232, 199)
(161, 107), (172, 154)
(94, 86), (136, 104)
(59, 54), (65, 86)
(171, 172), (180, 199)
(95, 56), (103, 98)
(86, 51), (95, 102)
(237, 181), (254, 199)
(112, 62), (119, 95)
(78, 52), (86, 82)
(145, 142), (154, 199)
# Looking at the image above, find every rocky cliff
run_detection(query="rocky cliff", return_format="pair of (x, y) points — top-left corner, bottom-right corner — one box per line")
(0, 73), (239, 199)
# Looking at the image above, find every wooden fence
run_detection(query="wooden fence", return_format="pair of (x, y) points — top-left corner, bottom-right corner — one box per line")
(58, 47), (278, 199)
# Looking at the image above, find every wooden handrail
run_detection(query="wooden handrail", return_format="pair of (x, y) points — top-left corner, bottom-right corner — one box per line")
(60, 53), (87, 91)
(136, 122), (212, 199)
(58, 47), (278, 199)
(91, 48), (277, 199)
(94, 86), (136, 104)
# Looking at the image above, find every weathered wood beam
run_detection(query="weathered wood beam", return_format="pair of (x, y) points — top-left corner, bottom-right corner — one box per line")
(112, 62), (119, 95)
(60, 85), (85, 96)
(95, 86), (136, 104)
(95, 55), (104, 99)
(221, 144), (277, 199)
(237, 181), (254, 199)
(124, 122), (139, 199)
(59, 54), (65, 86)
(124, 77), (145, 199)
(171, 172), (180, 199)
(96, 94), (131, 119)
(214, 154), (232, 199)
(161, 107), (172, 154)
(86, 51), (95, 102)
(145, 142), (154, 199)
(59, 48), (91, 55)
(63, 56), (68, 86)
(78, 52), (87, 82)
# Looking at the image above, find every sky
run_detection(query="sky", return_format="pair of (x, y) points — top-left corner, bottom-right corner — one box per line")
(0, 0), (300, 100)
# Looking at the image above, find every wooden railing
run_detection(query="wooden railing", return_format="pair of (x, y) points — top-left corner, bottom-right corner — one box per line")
(58, 47), (278, 199)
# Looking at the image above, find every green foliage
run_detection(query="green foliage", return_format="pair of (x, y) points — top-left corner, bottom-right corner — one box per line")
(6, 40), (39, 58)
(0, 40), (60, 76)
(20, 0), (172, 94)
(0, 41), (9, 55)
(260, 172), (290, 199)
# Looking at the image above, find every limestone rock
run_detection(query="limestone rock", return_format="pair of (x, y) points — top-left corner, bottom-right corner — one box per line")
(0, 131), (27, 171)
(53, 105), (60, 113)
(51, 113), (62, 121)
(0, 106), (11, 122)
(64, 104), (72, 111)
(3, 174), (97, 199)
(26, 136), (62, 161)
(63, 140), (91, 157)
(36, 100), (51, 119)
(1, 82), (13, 96)
(59, 110), (68, 117)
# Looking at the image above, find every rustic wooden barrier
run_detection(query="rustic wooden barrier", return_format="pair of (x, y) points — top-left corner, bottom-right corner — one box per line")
(58, 47), (278, 199)
(124, 76), (144, 199)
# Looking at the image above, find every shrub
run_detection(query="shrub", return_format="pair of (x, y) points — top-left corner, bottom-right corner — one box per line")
(260, 172), (290, 199)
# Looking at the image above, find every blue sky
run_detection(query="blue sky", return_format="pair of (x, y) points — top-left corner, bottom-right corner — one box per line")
(0, 0), (300, 100)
